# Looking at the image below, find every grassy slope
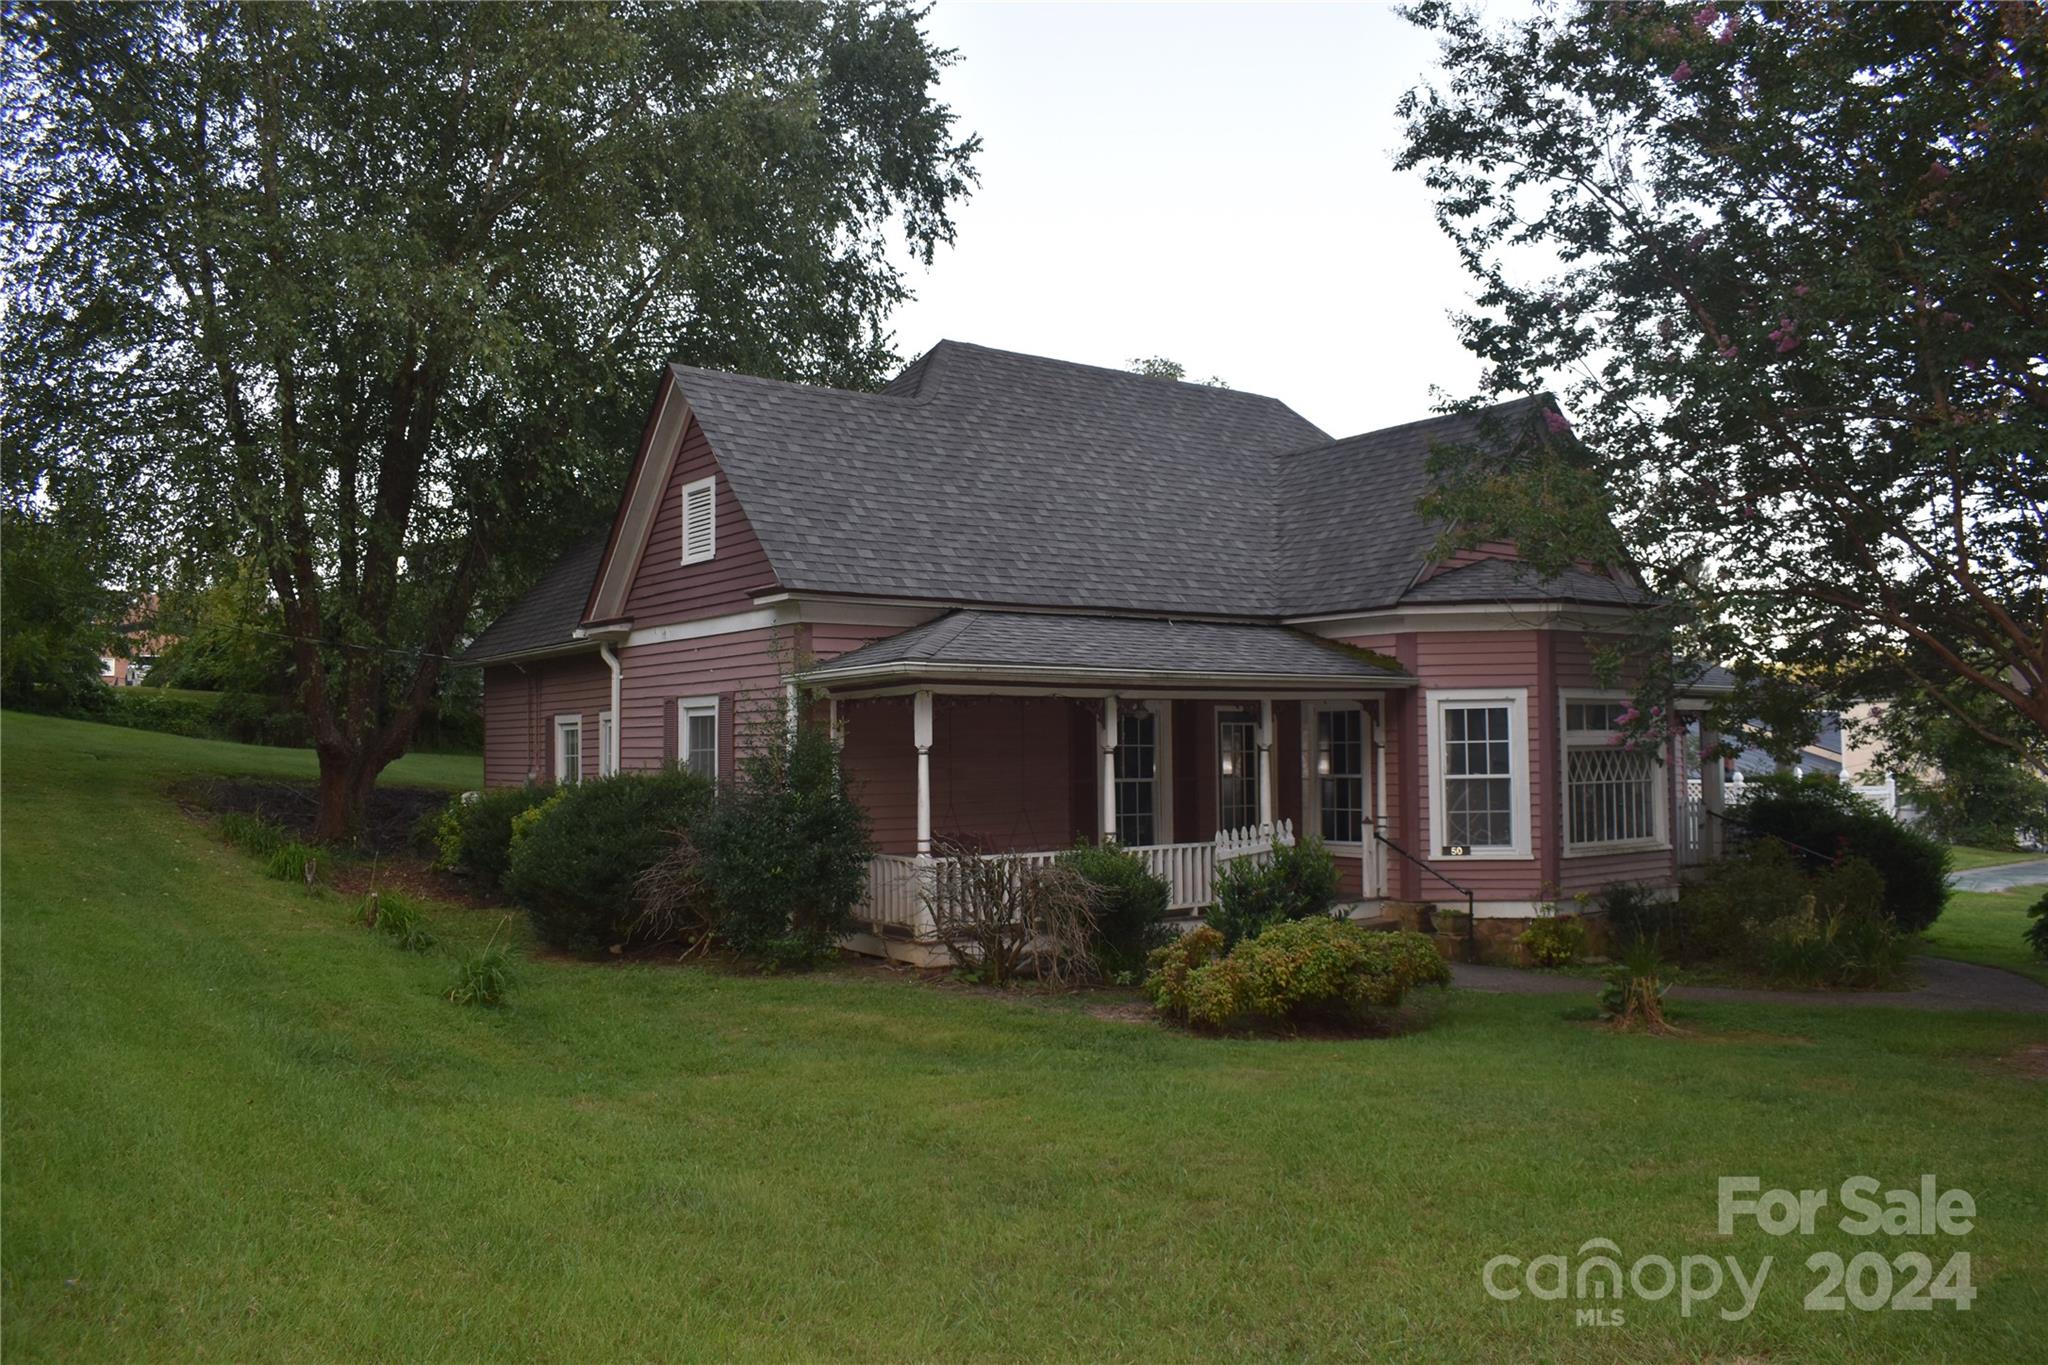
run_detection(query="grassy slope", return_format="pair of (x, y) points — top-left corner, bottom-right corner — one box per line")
(1948, 845), (2044, 874)
(4, 710), (2046, 1362)
(1925, 889), (2048, 985)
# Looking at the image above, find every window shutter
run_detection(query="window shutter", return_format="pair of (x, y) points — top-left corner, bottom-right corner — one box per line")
(663, 697), (679, 767)
(681, 477), (716, 564)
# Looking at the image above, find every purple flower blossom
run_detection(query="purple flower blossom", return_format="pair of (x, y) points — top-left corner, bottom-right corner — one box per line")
(1717, 16), (1738, 44)
(1672, 59), (1693, 81)
(1716, 336), (1738, 359)
(1768, 316), (1801, 353)
(1927, 161), (1952, 182)
(1544, 408), (1571, 435)
(1793, 283), (1811, 298)
(1692, 4), (1719, 32)
(1616, 706), (1641, 726)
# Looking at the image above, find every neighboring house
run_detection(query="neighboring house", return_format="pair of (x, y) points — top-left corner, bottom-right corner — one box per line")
(464, 342), (1726, 953)
(100, 600), (173, 686)
(1727, 713), (1844, 781)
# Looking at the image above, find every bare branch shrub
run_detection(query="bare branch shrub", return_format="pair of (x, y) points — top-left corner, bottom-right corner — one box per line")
(631, 829), (715, 954)
(924, 841), (1101, 986)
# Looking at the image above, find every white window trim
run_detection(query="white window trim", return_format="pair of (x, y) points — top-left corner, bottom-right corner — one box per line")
(1306, 700), (1370, 849)
(679, 475), (716, 565)
(1426, 687), (1532, 860)
(1113, 699), (1173, 847)
(553, 713), (584, 785)
(1559, 690), (1670, 856)
(678, 694), (719, 779)
(598, 710), (616, 778)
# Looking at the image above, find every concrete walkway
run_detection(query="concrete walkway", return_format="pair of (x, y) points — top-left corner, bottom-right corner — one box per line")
(1947, 858), (2048, 893)
(1452, 955), (2048, 1014)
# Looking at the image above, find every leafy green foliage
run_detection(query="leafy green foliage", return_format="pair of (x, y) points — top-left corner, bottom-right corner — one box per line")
(1601, 935), (1674, 1033)
(1207, 837), (1341, 947)
(365, 892), (436, 953)
(2025, 891), (2048, 963)
(505, 771), (714, 952)
(1057, 841), (1173, 979)
(435, 786), (558, 893)
(0, 508), (116, 714)
(1146, 920), (1449, 1033)
(695, 722), (874, 967)
(1517, 912), (1586, 968)
(1398, 2), (2047, 753)
(1736, 775), (1949, 932)
(1, 2), (979, 837)
(218, 812), (288, 860)
(263, 842), (316, 885)
(1680, 843), (1912, 988)
(447, 942), (517, 1008)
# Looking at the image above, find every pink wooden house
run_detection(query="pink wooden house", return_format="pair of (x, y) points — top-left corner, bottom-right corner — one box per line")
(464, 342), (1731, 952)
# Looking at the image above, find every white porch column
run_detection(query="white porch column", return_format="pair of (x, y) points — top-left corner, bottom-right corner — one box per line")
(1101, 695), (1120, 842)
(913, 690), (934, 855)
(827, 696), (842, 745)
(1699, 719), (1725, 859)
(1257, 698), (1276, 829)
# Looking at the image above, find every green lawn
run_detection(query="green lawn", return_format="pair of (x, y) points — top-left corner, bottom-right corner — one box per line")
(1948, 844), (2044, 873)
(5, 711), (2047, 1361)
(1925, 889), (2048, 985)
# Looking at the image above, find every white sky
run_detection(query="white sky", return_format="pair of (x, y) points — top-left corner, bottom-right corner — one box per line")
(886, 1), (1515, 438)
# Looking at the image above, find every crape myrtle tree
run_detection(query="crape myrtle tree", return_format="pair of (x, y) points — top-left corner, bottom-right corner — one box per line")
(1396, 1), (2047, 758)
(1, 1), (977, 837)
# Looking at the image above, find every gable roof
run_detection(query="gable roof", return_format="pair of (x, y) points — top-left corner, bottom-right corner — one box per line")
(460, 532), (608, 663)
(465, 342), (1642, 664)
(799, 609), (1410, 686)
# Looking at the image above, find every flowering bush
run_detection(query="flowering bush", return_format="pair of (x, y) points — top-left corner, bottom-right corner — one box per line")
(1144, 920), (1449, 1033)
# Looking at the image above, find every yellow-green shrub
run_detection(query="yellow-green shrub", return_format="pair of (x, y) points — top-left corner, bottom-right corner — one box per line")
(1145, 919), (1449, 1031)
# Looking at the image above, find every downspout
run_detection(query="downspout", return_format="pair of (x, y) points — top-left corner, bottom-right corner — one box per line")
(600, 643), (623, 776)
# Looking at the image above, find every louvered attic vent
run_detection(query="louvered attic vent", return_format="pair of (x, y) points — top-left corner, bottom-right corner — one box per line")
(680, 476), (716, 564)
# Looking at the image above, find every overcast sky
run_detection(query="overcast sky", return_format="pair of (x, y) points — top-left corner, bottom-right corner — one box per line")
(886, 1), (1517, 438)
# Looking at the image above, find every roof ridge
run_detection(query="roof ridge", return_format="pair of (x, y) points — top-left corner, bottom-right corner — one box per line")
(1271, 394), (1548, 463)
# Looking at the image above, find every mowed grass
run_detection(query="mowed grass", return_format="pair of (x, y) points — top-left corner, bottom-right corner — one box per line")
(5, 712), (2048, 1362)
(1946, 844), (2044, 873)
(1924, 888), (2048, 985)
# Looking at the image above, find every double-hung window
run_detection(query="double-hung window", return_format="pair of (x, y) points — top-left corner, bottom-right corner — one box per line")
(1113, 709), (1160, 846)
(1563, 698), (1664, 850)
(1429, 690), (1529, 857)
(1217, 709), (1260, 832)
(1315, 707), (1366, 843)
(678, 696), (719, 779)
(553, 714), (583, 785)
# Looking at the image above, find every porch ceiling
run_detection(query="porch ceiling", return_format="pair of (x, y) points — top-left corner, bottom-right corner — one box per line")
(798, 610), (1412, 692)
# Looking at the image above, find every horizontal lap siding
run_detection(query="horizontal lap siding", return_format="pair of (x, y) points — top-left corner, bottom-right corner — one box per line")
(621, 416), (775, 623)
(805, 617), (937, 665)
(481, 654), (612, 788)
(617, 626), (791, 777)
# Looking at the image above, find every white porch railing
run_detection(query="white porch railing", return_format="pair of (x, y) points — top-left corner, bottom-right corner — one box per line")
(859, 820), (1297, 933)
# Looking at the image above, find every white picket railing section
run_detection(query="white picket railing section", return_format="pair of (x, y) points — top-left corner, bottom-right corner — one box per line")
(858, 819), (1298, 932)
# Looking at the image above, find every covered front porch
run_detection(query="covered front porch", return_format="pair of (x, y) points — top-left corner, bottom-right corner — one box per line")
(797, 611), (1416, 950)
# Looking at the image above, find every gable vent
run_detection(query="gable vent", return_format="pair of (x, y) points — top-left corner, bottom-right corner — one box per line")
(680, 475), (716, 565)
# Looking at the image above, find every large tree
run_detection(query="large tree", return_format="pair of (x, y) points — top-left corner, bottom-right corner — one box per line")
(1, 1), (977, 837)
(1396, 1), (2046, 756)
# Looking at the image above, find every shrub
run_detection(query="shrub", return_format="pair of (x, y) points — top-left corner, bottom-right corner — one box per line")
(1518, 911), (1587, 968)
(1145, 919), (1449, 1032)
(1677, 846), (1911, 988)
(2026, 890), (2048, 961)
(1596, 881), (1677, 952)
(925, 843), (1099, 986)
(504, 769), (714, 951)
(448, 933), (517, 1008)
(219, 811), (287, 859)
(364, 891), (437, 952)
(1057, 841), (1173, 980)
(434, 785), (558, 892)
(631, 831), (715, 951)
(1734, 774), (1949, 933)
(694, 722), (873, 967)
(264, 841), (316, 884)
(1207, 836), (1341, 946)
(102, 687), (224, 738)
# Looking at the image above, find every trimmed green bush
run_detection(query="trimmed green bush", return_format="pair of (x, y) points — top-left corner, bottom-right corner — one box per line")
(1207, 836), (1341, 947)
(1058, 841), (1173, 979)
(1734, 774), (1949, 932)
(695, 724), (873, 967)
(218, 811), (287, 859)
(365, 891), (437, 952)
(505, 770), (714, 951)
(1145, 919), (1448, 1032)
(435, 785), (558, 892)
(1518, 912), (1586, 967)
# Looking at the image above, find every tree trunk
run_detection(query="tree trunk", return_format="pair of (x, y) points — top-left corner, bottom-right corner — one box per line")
(313, 745), (391, 844)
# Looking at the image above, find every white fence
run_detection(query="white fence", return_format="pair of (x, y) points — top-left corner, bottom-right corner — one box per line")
(860, 820), (1297, 933)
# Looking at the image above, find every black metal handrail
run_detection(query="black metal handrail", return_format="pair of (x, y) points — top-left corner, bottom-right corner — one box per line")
(1372, 822), (1477, 957)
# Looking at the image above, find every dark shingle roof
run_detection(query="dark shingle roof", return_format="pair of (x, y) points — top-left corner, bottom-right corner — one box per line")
(1396, 557), (1652, 607)
(799, 610), (1409, 684)
(460, 533), (608, 663)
